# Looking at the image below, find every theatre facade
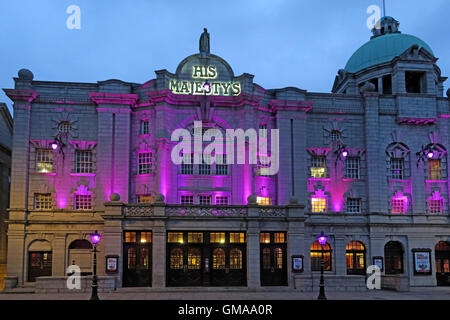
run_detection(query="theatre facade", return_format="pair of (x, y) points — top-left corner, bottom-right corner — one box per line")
(3, 17), (450, 292)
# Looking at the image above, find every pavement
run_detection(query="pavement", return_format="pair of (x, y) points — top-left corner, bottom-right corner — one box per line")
(0, 286), (449, 300)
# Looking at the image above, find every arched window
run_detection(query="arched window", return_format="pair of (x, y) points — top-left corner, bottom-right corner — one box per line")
(213, 248), (226, 269)
(310, 241), (332, 271)
(170, 248), (183, 269)
(230, 249), (242, 269)
(385, 241), (404, 274)
(188, 248), (201, 270)
(346, 241), (366, 275)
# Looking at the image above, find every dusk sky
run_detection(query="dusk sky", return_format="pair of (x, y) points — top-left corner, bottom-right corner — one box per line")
(1, 0), (449, 114)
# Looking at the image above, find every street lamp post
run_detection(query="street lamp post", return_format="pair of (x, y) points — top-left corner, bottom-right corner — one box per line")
(90, 230), (101, 301)
(317, 232), (327, 300)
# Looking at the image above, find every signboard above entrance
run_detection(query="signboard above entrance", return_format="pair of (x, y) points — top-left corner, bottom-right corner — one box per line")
(169, 65), (241, 96)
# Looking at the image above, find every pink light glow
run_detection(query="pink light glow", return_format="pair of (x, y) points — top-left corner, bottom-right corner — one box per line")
(51, 142), (58, 150)
(342, 150), (348, 158)
(318, 233), (327, 245)
(427, 152), (434, 158)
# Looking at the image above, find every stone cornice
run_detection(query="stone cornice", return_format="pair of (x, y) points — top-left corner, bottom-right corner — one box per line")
(269, 99), (314, 112)
(3, 89), (38, 102)
(89, 92), (138, 107)
(145, 90), (262, 107)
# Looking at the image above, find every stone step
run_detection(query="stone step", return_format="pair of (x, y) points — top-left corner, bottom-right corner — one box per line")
(1, 287), (36, 294)
(116, 286), (295, 293)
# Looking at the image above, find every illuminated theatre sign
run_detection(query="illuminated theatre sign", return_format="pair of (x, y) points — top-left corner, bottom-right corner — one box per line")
(169, 65), (242, 96)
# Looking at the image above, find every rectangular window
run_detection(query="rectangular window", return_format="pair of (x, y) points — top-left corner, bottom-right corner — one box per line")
(346, 198), (362, 213)
(137, 195), (152, 204)
(125, 232), (137, 243)
(36, 149), (54, 173)
(210, 232), (225, 243)
(257, 196), (272, 206)
(429, 199), (443, 214)
(230, 233), (245, 243)
(274, 233), (285, 243)
(140, 232), (152, 243)
(428, 159), (442, 180)
(260, 233), (271, 244)
(140, 120), (149, 135)
(311, 197), (326, 213)
(188, 232), (203, 243)
(138, 152), (152, 175)
(74, 194), (92, 210)
(181, 195), (194, 205)
(345, 157), (360, 179)
(168, 232), (184, 243)
(216, 196), (229, 205)
(180, 153), (193, 175)
(199, 154), (211, 175)
(392, 197), (407, 214)
(75, 150), (93, 174)
(215, 154), (228, 175)
(257, 155), (271, 176)
(199, 195), (211, 205)
(311, 156), (327, 178)
(391, 158), (404, 179)
(34, 193), (52, 210)
(259, 123), (268, 138)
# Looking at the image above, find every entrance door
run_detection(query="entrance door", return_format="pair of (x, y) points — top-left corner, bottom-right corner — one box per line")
(123, 231), (152, 287)
(167, 231), (246, 287)
(209, 231), (246, 286)
(167, 232), (203, 287)
(28, 252), (52, 282)
(435, 241), (450, 286)
(260, 232), (287, 286)
(167, 244), (203, 287)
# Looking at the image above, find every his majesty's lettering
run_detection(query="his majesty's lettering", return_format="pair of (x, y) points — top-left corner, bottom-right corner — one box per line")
(169, 65), (241, 96)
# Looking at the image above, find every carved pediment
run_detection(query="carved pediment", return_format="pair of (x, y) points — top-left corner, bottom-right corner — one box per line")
(398, 45), (437, 63)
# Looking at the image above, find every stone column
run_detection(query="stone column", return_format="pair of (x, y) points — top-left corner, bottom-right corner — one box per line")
(334, 236), (346, 275)
(102, 200), (123, 286)
(52, 235), (67, 276)
(152, 204), (166, 288)
(247, 204), (260, 289)
(5, 223), (25, 286)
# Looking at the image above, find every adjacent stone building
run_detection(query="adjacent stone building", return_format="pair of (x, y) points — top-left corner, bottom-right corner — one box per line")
(0, 103), (12, 290)
(3, 17), (450, 293)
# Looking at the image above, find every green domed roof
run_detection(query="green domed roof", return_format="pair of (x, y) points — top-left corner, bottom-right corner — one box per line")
(345, 33), (433, 73)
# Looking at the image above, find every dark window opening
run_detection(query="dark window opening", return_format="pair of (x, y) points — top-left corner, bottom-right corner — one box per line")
(382, 75), (392, 94)
(385, 241), (404, 274)
(369, 78), (379, 92)
(405, 71), (426, 94)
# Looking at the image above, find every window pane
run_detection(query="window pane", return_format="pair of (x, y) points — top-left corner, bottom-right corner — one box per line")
(167, 232), (184, 243)
(75, 194), (92, 210)
(210, 232), (225, 243)
(230, 249), (242, 269)
(188, 232), (203, 243)
(311, 156), (327, 178)
(260, 233), (270, 244)
(170, 248), (183, 269)
(36, 149), (54, 173)
(311, 197), (326, 213)
(125, 232), (137, 243)
(257, 197), (272, 206)
(75, 150), (93, 174)
(391, 158), (404, 179)
(34, 193), (53, 210)
(230, 233), (245, 243)
(212, 248), (226, 269)
(188, 248), (201, 269)
(140, 232), (152, 243)
(428, 159), (442, 180)
(138, 152), (152, 175)
(274, 233), (285, 243)
(137, 195), (152, 203)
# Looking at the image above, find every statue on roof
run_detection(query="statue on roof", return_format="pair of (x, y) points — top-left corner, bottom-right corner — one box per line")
(199, 28), (210, 55)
